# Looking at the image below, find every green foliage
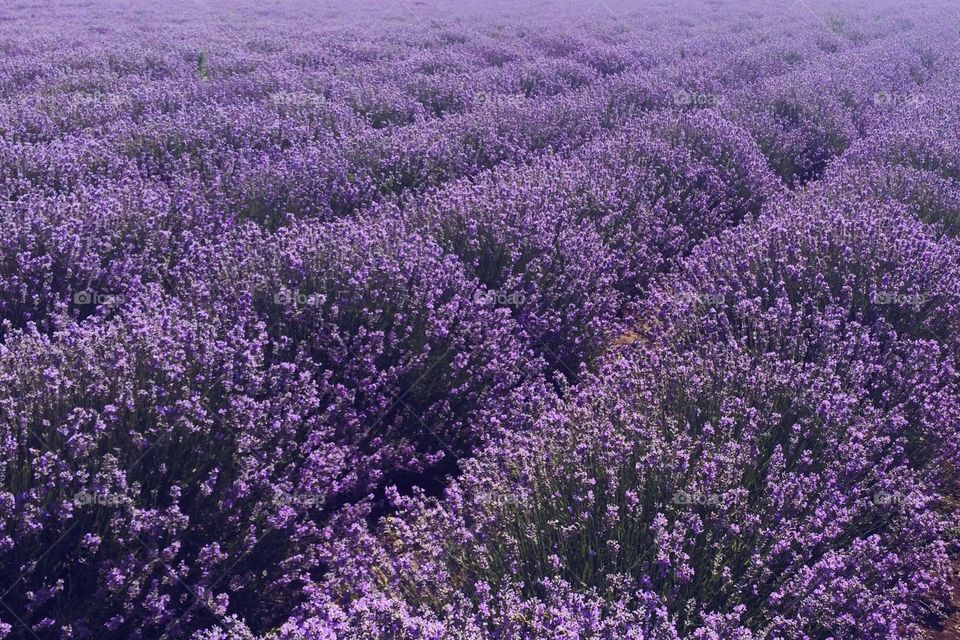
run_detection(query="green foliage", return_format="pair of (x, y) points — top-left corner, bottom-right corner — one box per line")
(196, 50), (209, 80)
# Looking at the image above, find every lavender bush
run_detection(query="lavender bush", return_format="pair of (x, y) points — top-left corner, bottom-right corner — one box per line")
(0, 215), (547, 637)
(408, 110), (779, 378)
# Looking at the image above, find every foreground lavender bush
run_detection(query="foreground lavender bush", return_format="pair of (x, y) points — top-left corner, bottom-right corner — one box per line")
(0, 216), (546, 636)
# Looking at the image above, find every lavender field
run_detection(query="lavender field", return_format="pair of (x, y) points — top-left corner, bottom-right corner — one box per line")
(1, 0), (959, 637)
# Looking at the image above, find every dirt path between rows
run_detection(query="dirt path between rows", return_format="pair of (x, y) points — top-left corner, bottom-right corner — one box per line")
(925, 563), (959, 639)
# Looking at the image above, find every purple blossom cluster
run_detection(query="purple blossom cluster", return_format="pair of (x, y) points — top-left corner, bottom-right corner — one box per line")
(1, 0), (959, 638)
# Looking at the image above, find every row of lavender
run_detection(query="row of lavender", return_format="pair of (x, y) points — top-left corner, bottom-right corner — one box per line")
(1, 0), (959, 638)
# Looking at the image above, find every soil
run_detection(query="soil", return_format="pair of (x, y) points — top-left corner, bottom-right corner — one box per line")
(926, 558), (960, 639)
